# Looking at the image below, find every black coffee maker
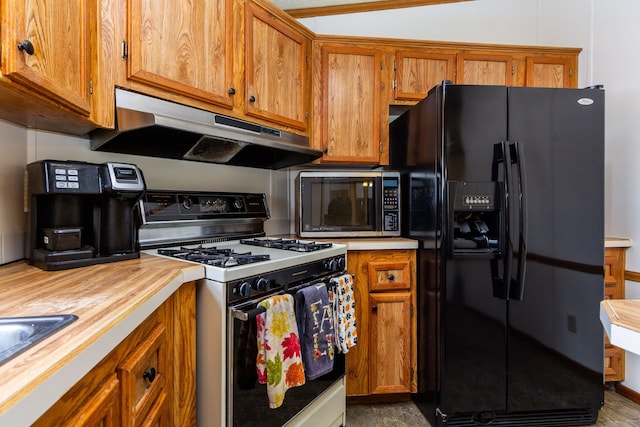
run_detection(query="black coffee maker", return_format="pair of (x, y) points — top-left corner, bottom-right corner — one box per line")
(26, 160), (146, 270)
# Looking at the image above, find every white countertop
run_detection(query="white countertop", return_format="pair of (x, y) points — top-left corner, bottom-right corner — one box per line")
(605, 237), (633, 248)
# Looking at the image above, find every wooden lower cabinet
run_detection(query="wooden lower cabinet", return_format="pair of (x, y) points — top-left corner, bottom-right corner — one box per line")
(346, 249), (416, 396)
(32, 282), (196, 427)
(604, 246), (627, 382)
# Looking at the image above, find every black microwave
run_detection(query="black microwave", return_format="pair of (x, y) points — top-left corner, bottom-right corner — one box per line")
(296, 170), (401, 238)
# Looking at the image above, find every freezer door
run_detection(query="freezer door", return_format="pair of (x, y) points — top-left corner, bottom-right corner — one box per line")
(441, 84), (511, 415)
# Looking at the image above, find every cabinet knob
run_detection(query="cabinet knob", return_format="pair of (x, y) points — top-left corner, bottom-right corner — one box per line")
(17, 40), (34, 55)
(143, 367), (157, 383)
(372, 305), (377, 312)
(228, 87), (236, 95)
(322, 147), (328, 154)
(388, 274), (395, 281)
(249, 95), (256, 103)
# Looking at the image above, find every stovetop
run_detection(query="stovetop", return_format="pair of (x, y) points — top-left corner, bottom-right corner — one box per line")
(146, 237), (346, 283)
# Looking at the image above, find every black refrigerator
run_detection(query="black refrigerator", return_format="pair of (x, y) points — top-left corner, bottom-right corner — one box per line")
(389, 82), (605, 426)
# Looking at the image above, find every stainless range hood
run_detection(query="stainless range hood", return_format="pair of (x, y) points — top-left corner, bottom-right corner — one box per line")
(90, 89), (322, 170)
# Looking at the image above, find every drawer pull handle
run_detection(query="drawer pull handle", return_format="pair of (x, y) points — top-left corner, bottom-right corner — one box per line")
(143, 367), (157, 383)
(388, 274), (395, 281)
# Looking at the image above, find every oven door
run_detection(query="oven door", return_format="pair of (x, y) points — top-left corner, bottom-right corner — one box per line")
(228, 291), (345, 427)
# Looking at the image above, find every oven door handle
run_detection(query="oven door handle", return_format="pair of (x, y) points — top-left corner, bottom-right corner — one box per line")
(232, 306), (266, 321)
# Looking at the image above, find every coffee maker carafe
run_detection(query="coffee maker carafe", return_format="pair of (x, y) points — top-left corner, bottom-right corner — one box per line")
(26, 160), (146, 270)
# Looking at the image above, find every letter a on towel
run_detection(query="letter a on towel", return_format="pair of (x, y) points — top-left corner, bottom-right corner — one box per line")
(256, 294), (306, 408)
(295, 283), (335, 380)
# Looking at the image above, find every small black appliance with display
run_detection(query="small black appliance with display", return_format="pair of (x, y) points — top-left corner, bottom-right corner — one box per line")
(26, 160), (146, 270)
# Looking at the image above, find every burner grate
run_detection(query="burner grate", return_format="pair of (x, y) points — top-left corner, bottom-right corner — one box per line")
(157, 245), (270, 267)
(239, 238), (332, 252)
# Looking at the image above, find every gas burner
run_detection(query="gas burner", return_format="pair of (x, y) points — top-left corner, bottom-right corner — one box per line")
(239, 238), (333, 252)
(157, 245), (270, 267)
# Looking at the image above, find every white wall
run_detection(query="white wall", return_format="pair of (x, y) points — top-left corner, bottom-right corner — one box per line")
(0, 119), (28, 264)
(592, 0), (640, 393)
(0, 127), (289, 265)
(299, 0), (640, 394)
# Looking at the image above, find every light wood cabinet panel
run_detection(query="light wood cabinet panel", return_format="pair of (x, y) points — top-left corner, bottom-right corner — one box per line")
(604, 246), (626, 382)
(32, 282), (196, 427)
(369, 292), (412, 394)
(456, 52), (514, 85)
(1, 0), (92, 116)
(393, 50), (456, 102)
(313, 42), (388, 164)
(346, 249), (416, 397)
(126, 0), (234, 109)
(65, 374), (121, 427)
(525, 54), (576, 88)
(368, 260), (411, 292)
(244, 1), (310, 130)
(118, 324), (167, 427)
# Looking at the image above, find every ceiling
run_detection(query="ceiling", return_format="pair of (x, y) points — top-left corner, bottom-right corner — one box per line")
(270, 0), (472, 18)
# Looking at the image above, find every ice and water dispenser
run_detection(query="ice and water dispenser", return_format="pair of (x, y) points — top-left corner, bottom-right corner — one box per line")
(448, 181), (504, 257)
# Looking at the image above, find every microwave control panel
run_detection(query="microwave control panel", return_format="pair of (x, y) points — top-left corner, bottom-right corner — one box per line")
(383, 175), (400, 233)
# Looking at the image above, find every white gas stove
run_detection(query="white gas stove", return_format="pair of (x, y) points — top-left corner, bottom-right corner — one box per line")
(138, 190), (347, 427)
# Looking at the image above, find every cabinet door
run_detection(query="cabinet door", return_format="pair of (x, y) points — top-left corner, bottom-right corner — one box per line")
(369, 292), (412, 394)
(126, 0), (234, 108)
(525, 55), (577, 88)
(245, 2), (309, 130)
(315, 44), (387, 164)
(1, 0), (92, 116)
(394, 50), (455, 102)
(457, 52), (514, 85)
(118, 324), (167, 427)
(65, 374), (121, 427)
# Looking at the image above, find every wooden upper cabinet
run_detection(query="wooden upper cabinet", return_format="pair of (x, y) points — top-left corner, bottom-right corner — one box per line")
(526, 54), (577, 88)
(244, 2), (310, 130)
(393, 50), (455, 102)
(126, 0), (234, 109)
(1, 0), (92, 117)
(456, 52), (514, 85)
(314, 43), (388, 164)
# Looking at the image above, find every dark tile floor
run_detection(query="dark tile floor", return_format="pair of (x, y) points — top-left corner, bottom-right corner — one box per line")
(346, 388), (640, 426)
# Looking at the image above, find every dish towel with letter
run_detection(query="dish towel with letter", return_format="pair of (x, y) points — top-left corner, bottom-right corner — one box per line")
(294, 282), (335, 380)
(330, 273), (358, 353)
(256, 294), (306, 408)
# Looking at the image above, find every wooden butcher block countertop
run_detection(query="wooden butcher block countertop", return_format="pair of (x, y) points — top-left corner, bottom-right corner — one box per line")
(0, 254), (204, 426)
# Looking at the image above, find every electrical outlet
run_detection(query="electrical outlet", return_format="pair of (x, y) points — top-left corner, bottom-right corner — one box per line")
(567, 314), (577, 333)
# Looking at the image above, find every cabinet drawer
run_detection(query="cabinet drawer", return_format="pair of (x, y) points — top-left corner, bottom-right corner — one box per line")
(368, 260), (411, 292)
(118, 324), (167, 427)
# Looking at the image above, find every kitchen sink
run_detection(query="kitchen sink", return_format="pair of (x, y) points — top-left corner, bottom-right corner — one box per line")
(0, 314), (78, 366)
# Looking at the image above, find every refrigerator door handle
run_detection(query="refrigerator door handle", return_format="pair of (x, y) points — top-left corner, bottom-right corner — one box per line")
(509, 141), (527, 300)
(491, 141), (513, 299)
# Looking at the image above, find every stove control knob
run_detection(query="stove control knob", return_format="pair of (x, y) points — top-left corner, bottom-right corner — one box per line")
(336, 256), (346, 270)
(236, 282), (252, 297)
(182, 196), (194, 209)
(326, 257), (345, 272)
(253, 277), (269, 291)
